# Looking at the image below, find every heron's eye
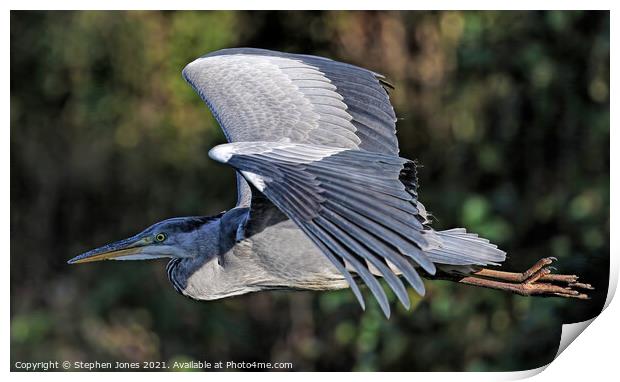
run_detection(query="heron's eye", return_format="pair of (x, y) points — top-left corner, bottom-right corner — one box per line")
(155, 233), (166, 242)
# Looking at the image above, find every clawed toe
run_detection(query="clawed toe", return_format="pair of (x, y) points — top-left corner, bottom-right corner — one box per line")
(463, 256), (593, 299)
(553, 292), (590, 300)
(569, 282), (594, 290)
(524, 259), (593, 296)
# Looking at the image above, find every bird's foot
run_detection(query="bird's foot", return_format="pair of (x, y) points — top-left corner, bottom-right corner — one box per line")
(459, 257), (593, 299)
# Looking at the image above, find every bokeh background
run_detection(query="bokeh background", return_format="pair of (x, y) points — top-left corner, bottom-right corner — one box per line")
(11, 11), (609, 371)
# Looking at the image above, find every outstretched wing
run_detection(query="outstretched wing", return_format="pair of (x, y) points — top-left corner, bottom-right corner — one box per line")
(183, 48), (434, 317)
(209, 142), (439, 317)
(183, 48), (399, 156)
(184, 48), (399, 208)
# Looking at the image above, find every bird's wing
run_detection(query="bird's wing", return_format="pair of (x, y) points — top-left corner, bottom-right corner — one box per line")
(184, 47), (400, 220)
(208, 142), (438, 317)
(182, 48), (399, 158)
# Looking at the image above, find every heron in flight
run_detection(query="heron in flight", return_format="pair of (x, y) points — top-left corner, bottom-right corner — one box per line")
(69, 48), (592, 317)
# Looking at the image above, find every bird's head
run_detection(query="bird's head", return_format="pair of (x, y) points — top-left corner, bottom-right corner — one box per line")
(68, 216), (221, 264)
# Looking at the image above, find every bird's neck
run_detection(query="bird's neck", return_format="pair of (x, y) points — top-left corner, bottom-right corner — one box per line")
(167, 208), (276, 300)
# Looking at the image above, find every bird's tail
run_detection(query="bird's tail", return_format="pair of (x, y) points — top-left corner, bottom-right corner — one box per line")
(425, 228), (506, 267)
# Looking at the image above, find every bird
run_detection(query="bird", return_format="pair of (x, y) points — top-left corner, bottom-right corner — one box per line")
(68, 48), (592, 318)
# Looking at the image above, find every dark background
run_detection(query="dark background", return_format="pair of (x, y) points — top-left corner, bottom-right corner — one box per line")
(11, 11), (609, 371)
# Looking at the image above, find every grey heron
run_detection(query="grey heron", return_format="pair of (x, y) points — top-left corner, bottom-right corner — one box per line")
(68, 48), (592, 317)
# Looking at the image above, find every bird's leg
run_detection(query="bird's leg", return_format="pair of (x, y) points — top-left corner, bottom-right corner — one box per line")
(454, 257), (593, 299)
(471, 257), (594, 289)
(471, 257), (554, 283)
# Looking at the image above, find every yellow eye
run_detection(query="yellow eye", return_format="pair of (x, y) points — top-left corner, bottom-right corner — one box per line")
(155, 233), (166, 242)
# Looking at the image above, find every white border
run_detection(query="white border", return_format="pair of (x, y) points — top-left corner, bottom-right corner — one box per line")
(4, 2), (616, 381)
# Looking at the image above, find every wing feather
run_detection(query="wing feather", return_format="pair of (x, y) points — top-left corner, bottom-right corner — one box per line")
(209, 141), (437, 315)
(320, 208), (426, 295)
(183, 48), (399, 159)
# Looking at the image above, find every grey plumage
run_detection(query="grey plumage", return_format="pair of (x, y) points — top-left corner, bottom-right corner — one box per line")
(69, 48), (506, 318)
(182, 48), (397, 154)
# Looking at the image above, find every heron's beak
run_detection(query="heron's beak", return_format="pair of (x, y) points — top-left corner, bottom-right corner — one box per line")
(67, 236), (153, 264)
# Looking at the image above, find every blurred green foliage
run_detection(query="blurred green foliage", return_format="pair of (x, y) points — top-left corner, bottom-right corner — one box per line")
(11, 11), (609, 371)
